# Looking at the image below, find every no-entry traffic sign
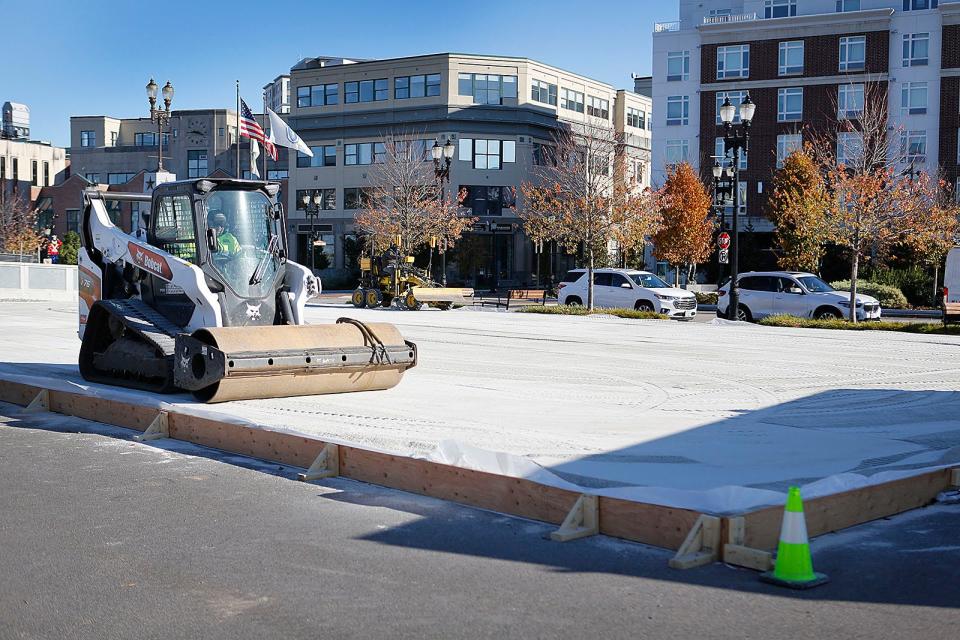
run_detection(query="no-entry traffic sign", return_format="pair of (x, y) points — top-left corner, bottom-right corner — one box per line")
(718, 232), (731, 250)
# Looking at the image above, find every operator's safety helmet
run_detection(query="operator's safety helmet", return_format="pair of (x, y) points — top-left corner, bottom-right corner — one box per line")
(208, 211), (228, 231)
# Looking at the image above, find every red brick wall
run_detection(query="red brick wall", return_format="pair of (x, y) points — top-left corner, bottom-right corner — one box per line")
(940, 77), (959, 186)
(943, 25), (960, 69)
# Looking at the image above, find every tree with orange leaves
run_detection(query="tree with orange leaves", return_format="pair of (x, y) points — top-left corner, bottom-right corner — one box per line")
(767, 148), (829, 272)
(651, 162), (713, 287)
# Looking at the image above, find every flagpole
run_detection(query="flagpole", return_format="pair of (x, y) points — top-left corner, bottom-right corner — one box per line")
(235, 80), (240, 178)
(262, 90), (268, 181)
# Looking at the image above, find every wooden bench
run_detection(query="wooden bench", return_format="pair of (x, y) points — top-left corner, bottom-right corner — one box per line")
(480, 289), (548, 310)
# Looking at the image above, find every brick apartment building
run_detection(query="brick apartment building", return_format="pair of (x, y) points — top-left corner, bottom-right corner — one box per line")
(652, 0), (956, 269)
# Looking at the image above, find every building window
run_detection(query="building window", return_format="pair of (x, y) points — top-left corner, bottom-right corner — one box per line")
(66, 210), (80, 234)
(903, 33), (929, 67)
(344, 79), (388, 104)
(716, 44), (749, 79)
(12, 158), (18, 181)
(776, 134), (802, 168)
(715, 91), (748, 124)
(837, 131), (863, 165)
(837, 0), (860, 10)
(344, 187), (375, 210)
(586, 96), (609, 120)
(777, 87), (803, 122)
(107, 173), (136, 184)
(715, 138), (747, 169)
(664, 139), (689, 165)
(0, 157), (4, 180)
(267, 170), (288, 180)
(779, 41), (804, 75)
(667, 51), (690, 81)
(218, 127), (225, 137)
(83, 173), (100, 183)
(626, 107), (647, 129)
(765, 0), (797, 18)
(457, 185), (515, 217)
(295, 188), (336, 211)
(135, 132), (158, 147)
(902, 130), (927, 161)
(839, 36), (866, 71)
(80, 130), (96, 147)
(560, 88), (585, 113)
(43, 161), (50, 187)
(395, 74), (441, 99)
(837, 84), (865, 119)
(297, 83), (339, 107)
(531, 79), (558, 106)
(297, 145), (336, 168)
(902, 0), (938, 9)
(532, 143), (559, 166)
(901, 82), (928, 115)
(30, 160), (38, 186)
(344, 142), (386, 166)
(666, 96), (689, 125)
(457, 73), (518, 105)
(187, 150), (208, 178)
(457, 139), (517, 170)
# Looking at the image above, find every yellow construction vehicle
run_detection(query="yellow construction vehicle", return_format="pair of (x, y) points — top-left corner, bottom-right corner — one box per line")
(77, 178), (416, 403)
(351, 243), (473, 311)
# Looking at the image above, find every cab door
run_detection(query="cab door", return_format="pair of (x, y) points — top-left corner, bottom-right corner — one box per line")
(141, 192), (200, 327)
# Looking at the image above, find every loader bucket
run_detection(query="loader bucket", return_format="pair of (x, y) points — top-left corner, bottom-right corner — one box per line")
(173, 318), (417, 403)
(410, 287), (474, 305)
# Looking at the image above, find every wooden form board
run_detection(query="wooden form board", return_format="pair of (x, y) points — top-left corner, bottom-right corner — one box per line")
(2, 378), (953, 560)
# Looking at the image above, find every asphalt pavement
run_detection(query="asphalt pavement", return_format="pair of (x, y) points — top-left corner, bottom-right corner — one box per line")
(1, 404), (958, 639)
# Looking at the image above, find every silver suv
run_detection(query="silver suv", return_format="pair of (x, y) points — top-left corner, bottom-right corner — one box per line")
(717, 271), (882, 322)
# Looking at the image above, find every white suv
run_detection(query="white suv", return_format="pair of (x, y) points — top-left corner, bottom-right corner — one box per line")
(717, 271), (882, 322)
(557, 268), (698, 319)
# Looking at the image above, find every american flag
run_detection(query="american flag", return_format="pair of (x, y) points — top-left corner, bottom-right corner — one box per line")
(239, 98), (277, 160)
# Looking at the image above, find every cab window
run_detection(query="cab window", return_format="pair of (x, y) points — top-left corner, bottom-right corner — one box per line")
(593, 272), (613, 287)
(152, 195), (197, 264)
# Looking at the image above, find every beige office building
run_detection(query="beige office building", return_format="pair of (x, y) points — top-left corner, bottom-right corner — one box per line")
(286, 53), (652, 288)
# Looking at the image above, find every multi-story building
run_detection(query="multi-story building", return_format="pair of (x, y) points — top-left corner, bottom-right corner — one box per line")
(69, 109), (289, 187)
(653, 0), (955, 268)
(264, 75), (292, 114)
(285, 53), (652, 287)
(0, 137), (69, 205)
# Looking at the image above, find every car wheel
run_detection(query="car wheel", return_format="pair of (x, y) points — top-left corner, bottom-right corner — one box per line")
(635, 300), (655, 312)
(815, 307), (842, 320)
(735, 305), (752, 322)
(565, 296), (582, 306)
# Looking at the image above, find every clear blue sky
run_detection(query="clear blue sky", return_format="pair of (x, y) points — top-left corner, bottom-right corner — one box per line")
(1, 0), (677, 147)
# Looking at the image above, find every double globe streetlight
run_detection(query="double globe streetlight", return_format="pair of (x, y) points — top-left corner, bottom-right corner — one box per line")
(301, 191), (326, 273)
(430, 139), (456, 285)
(717, 93), (756, 321)
(145, 78), (174, 172)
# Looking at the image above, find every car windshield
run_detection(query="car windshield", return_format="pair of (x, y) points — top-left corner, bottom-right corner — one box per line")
(797, 276), (833, 293)
(631, 273), (670, 289)
(206, 189), (279, 295)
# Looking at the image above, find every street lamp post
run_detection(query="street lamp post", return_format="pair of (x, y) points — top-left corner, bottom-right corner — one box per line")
(301, 190), (323, 273)
(712, 159), (735, 287)
(146, 79), (174, 172)
(431, 138), (455, 285)
(719, 93), (756, 321)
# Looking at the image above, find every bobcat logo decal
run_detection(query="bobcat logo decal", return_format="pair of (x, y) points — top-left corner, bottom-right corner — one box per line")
(245, 303), (262, 321)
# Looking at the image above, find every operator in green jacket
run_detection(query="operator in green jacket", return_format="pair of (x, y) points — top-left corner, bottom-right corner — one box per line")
(209, 211), (240, 256)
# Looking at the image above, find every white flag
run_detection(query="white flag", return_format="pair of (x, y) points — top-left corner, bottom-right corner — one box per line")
(267, 107), (313, 156)
(250, 138), (261, 178)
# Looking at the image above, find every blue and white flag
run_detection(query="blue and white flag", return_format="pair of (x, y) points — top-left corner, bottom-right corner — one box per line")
(267, 107), (313, 157)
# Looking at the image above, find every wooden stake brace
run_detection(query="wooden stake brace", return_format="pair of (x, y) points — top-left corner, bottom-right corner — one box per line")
(297, 443), (340, 482)
(721, 516), (774, 572)
(133, 411), (169, 442)
(21, 389), (49, 414)
(550, 494), (599, 542)
(669, 514), (721, 570)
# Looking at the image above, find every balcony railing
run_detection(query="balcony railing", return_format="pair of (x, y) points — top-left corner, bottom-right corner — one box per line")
(654, 21), (681, 33)
(702, 12), (757, 25)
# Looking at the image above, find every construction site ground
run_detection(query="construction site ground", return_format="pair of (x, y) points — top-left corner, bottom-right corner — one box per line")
(2, 300), (959, 514)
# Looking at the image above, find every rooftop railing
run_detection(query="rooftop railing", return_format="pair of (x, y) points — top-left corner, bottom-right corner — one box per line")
(702, 12), (757, 25)
(654, 21), (681, 33)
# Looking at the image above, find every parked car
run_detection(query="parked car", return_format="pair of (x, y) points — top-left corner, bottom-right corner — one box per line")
(717, 271), (882, 322)
(943, 247), (960, 323)
(557, 268), (698, 319)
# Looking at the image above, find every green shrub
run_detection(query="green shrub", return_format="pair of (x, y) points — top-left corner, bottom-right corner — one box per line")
(759, 314), (960, 335)
(517, 305), (667, 320)
(864, 266), (934, 307)
(828, 280), (908, 309)
(59, 231), (81, 266)
(694, 292), (718, 305)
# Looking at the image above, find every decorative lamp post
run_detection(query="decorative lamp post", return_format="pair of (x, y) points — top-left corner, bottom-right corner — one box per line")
(146, 79), (174, 172)
(712, 160), (735, 286)
(718, 93), (756, 321)
(431, 138), (455, 285)
(301, 190), (323, 273)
